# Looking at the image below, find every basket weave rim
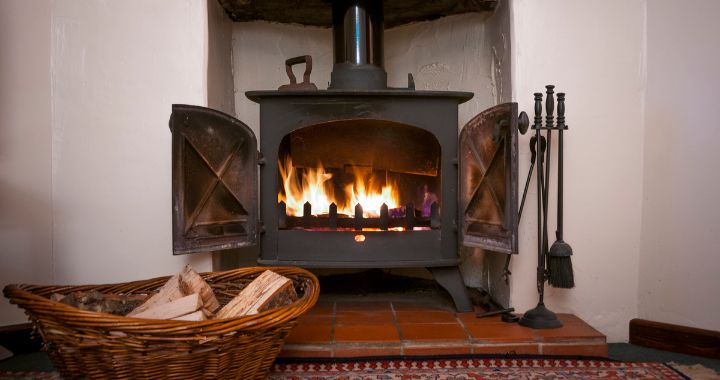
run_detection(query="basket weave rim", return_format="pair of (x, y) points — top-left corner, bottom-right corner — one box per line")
(3, 266), (320, 335)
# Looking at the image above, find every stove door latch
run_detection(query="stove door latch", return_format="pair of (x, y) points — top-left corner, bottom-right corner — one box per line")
(493, 111), (529, 143)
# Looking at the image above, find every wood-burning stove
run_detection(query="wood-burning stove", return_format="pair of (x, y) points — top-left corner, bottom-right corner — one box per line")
(169, 0), (523, 312)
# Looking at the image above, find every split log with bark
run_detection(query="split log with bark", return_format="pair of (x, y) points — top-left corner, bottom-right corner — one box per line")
(51, 266), (298, 321)
(215, 270), (298, 319)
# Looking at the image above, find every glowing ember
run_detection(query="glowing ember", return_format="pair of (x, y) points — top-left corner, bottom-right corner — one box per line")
(278, 156), (400, 217)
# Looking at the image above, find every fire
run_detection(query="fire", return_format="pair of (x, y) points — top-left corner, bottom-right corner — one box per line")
(278, 155), (400, 218)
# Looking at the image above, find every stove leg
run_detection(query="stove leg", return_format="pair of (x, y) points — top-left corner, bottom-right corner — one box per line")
(428, 266), (473, 312)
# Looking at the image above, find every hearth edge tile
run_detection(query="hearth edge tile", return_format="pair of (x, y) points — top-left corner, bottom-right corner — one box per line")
(471, 343), (540, 355)
(399, 322), (470, 341)
(334, 346), (402, 358)
(402, 343), (473, 356)
(539, 342), (609, 357)
(278, 344), (333, 358)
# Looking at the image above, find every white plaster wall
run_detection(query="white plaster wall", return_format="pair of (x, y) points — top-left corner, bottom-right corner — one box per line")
(385, 13), (496, 125)
(233, 14), (496, 136)
(0, 0), (54, 326)
(232, 22), (333, 136)
(638, 0), (720, 331)
(511, 0), (647, 342)
(50, 0), (212, 285)
(207, 0), (235, 115)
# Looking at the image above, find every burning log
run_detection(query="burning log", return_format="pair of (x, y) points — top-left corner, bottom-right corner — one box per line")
(389, 206), (406, 218)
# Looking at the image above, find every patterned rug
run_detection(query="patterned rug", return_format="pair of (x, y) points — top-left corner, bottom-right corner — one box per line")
(268, 357), (690, 379)
(0, 357), (693, 379)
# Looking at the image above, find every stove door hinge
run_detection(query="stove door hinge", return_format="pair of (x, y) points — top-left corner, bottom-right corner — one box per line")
(257, 151), (265, 166)
(258, 220), (265, 234)
(452, 158), (458, 166)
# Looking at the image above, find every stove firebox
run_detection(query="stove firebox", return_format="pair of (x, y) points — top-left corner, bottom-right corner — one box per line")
(169, 0), (521, 312)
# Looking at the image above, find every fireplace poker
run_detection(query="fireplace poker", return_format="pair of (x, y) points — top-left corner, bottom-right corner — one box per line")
(548, 93), (575, 288)
(519, 135), (544, 221)
(502, 134), (545, 284)
(534, 92), (545, 297)
(542, 85), (555, 281)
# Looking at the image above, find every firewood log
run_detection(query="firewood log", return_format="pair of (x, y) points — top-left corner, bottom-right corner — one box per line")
(131, 293), (203, 320)
(215, 270), (297, 319)
(52, 291), (147, 316)
(179, 265), (220, 312)
(127, 273), (184, 316)
(172, 310), (207, 321)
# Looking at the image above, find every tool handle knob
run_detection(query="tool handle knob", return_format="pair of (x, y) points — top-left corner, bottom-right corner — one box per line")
(557, 93), (566, 129)
(545, 85), (555, 129)
(533, 93), (543, 130)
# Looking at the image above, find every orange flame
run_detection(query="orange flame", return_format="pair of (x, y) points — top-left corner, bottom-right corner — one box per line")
(278, 156), (400, 218)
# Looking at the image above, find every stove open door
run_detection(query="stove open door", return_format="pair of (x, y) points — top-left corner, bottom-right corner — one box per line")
(169, 105), (258, 255)
(459, 102), (519, 254)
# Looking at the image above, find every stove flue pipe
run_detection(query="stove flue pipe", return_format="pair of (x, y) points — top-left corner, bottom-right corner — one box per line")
(330, 0), (387, 89)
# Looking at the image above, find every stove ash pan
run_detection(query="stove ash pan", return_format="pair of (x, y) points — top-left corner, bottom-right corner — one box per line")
(169, 97), (521, 312)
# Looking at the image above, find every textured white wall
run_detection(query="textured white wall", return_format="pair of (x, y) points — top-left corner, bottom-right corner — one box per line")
(638, 0), (720, 331)
(0, 0), (54, 326)
(385, 13), (497, 125)
(207, 0), (235, 115)
(50, 0), (213, 285)
(511, 0), (647, 342)
(232, 14), (496, 135)
(0, 0), (228, 326)
(232, 22), (333, 137)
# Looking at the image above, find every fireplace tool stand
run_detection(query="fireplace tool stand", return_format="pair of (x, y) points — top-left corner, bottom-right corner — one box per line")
(519, 85), (574, 329)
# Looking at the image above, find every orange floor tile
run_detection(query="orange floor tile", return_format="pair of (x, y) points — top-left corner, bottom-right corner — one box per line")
(279, 298), (607, 358)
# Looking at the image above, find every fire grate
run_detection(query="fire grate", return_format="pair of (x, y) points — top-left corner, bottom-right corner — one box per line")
(278, 200), (440, 231)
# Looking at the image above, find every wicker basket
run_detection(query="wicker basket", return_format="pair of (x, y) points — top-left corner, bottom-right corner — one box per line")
(3, 266), (319, 380)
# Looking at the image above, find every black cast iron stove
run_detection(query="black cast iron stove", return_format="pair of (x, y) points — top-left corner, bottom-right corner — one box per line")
(169, 0), (522, 312)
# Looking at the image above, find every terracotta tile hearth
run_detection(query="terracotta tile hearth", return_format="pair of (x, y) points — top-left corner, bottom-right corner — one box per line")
(280, 299), (607, 358)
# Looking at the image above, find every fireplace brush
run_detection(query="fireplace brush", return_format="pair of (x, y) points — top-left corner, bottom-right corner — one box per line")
(547, 93), (575, 288)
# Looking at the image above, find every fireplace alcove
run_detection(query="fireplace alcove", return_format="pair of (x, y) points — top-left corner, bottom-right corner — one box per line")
(170, 0), (518, 311)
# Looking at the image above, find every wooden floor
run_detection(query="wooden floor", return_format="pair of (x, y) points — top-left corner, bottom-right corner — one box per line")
(280, 297), (607, 358)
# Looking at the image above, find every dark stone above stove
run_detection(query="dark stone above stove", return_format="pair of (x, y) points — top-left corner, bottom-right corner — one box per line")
(217, 0), (498, 28)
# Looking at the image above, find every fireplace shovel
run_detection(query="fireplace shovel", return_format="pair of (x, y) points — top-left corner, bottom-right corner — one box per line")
(547, 93), (575, 288)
